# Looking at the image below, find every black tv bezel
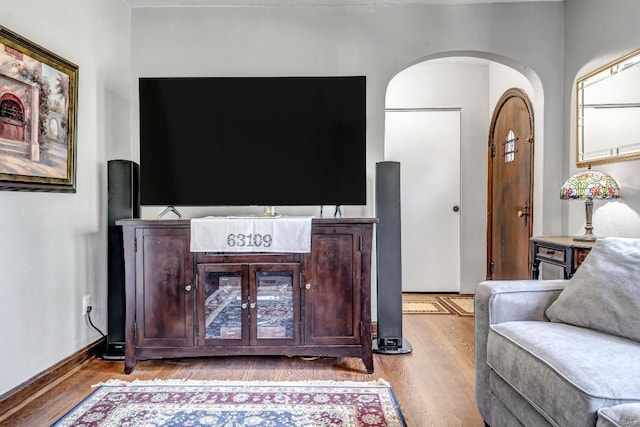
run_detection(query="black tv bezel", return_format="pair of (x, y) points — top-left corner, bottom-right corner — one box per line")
(138, 75), (367, 207)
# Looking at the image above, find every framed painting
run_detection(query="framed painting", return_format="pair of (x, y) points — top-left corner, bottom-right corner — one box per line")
(0, 26), (78, 192)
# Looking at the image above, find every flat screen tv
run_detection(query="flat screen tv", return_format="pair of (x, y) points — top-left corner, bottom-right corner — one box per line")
(138, 76), (366, 207)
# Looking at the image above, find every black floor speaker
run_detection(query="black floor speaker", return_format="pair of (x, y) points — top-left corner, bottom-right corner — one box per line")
(106, 160), (140, 359)
(373, 161), (412, 354)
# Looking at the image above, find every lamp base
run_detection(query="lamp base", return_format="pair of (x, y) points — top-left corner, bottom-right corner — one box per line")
(573, 234), (597, 242)
(574, 199), (597, 242)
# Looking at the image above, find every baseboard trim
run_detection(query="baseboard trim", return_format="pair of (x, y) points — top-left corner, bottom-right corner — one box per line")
(0, 337), (105, 418)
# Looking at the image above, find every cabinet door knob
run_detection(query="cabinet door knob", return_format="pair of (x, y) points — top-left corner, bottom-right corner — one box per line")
(185, 285), (192, 292)
(250, 302), (256, 309)
(305, 283), (311, 290)
(241, 303), (248, 309)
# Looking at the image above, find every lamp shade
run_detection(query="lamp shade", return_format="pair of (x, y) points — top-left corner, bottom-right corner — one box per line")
(560, 169), (620, 200)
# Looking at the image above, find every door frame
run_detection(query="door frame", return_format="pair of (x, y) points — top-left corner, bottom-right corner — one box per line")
(486, 88), (535, 279)
(384, 107), (462, 292)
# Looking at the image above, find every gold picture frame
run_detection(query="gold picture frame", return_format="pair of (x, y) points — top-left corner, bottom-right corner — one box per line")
(0, 26), (78, 192)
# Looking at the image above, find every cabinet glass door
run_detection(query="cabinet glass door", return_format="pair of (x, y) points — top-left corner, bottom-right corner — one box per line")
(198, 264), (248, 346)
(250, 264), (300, 346)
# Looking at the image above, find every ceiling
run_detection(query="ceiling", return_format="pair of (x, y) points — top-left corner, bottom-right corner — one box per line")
(128, 0), (562, 7)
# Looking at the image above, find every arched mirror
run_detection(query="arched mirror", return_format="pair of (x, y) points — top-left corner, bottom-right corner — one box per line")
(576, 49), (640, 166)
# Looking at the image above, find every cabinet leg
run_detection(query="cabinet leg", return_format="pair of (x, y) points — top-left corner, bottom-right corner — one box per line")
(124, 358), (136, 374)
(362, 355), (374, 374)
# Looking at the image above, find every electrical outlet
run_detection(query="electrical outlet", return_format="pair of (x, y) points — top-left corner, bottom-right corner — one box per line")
(82, 295), (91, 315)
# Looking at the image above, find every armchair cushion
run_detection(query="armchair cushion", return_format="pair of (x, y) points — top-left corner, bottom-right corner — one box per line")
(597, 403), (640, 427)
(489, 321), (640, 427)
(545, 237), (640, 343)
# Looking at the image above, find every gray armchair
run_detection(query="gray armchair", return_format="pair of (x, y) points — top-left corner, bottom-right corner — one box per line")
(475, 278), (640, 427)
(475, 279), (566, 425)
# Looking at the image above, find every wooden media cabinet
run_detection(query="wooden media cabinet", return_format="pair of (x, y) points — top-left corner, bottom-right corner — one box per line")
(117, 218), (376, 374)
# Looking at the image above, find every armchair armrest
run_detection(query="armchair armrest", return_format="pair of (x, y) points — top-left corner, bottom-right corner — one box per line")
(476, 279), (568, 325)
(474, 279), (568, 424)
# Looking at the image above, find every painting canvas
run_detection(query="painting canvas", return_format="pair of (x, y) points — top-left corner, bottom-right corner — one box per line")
(0, 26), (78, 192)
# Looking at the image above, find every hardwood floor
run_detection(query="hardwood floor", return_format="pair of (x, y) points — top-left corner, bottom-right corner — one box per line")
(0, 313), (484, 426)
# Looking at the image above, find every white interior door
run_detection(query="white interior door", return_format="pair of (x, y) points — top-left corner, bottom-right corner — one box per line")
(384, 109), (461, 292)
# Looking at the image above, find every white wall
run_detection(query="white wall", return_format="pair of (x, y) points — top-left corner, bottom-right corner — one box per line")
(564, 0), (640, 238)
(0, 1), (131, 395)
(131, 2), (565, 292)
(0, 0), (570, 397)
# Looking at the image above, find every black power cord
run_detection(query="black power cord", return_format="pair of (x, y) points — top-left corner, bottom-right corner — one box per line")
(86, 306), (111, 359)
(86, 306), (106, 338)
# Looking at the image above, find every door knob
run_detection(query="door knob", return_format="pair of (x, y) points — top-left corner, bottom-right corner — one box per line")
(185, 285), (192, 292)
(453, 205), (460, 212)
(518, 201), (530, 218)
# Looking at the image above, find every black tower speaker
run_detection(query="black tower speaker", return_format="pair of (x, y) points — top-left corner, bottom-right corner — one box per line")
(373, 161), (412, 354)
(106, 160), (140, 359)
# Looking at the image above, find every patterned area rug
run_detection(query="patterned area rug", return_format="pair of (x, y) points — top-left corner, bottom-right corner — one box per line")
(52, 379), (407, 427)
(402, 296), (450, 314)
(436, 295), (474, 317)
(402, 294), (475, 316)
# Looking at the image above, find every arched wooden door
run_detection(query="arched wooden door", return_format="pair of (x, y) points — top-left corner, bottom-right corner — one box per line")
(487, 88), (534, 280)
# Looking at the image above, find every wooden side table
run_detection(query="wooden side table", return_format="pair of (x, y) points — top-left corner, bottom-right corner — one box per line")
(530, 236), (595, 279)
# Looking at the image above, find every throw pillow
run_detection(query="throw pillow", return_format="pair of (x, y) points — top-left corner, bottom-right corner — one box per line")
(545, 236), (640, 343)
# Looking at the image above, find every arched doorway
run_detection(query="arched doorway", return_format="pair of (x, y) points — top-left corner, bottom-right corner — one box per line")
(384, 54), (540, 294)
(0, 93), (27, 142)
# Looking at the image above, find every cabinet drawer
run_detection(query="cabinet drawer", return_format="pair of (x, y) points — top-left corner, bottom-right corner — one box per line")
(536, 246), (565, 261)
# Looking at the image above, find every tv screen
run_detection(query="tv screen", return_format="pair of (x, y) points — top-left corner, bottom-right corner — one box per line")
(138, 76), (366, 207)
